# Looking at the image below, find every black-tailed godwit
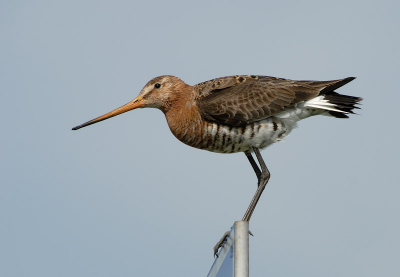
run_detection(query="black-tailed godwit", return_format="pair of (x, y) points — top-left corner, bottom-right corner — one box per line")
(72, 75), (362, 255)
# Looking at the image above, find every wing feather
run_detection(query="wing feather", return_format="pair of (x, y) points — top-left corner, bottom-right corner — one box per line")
(195, 75), (354, 126)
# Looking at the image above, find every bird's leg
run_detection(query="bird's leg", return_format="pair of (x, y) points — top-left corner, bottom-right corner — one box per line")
(213, 148), (269, 257)
(242, 147), (270, 222)
(245, 151), (261, 186)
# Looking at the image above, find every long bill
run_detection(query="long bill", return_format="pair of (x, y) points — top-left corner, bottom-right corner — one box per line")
(72, 95), (144, 130)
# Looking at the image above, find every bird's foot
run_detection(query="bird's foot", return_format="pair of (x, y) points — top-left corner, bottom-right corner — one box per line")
(213, 229), (254, 257)
(213, 231), (230, 257)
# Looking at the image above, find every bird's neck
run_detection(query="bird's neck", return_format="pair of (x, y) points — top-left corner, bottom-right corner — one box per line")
(163, 89), (204, 146)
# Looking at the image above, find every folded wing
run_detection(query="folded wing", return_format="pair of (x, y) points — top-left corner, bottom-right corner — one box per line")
(196, 75), (355, 126)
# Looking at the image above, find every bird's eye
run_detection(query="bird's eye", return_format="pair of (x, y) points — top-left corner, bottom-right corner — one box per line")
(154, 83), (161, 89)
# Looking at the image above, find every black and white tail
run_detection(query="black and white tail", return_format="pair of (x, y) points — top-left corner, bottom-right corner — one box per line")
(305, 77), (363, 118)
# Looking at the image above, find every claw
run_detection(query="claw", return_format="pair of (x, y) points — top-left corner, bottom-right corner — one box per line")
(213, 231), (230, 257)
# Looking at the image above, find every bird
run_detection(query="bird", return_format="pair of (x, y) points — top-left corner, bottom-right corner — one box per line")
(72, 74), (362, 255)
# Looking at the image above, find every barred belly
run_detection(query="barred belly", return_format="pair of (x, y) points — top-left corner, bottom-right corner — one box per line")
(187, 117), (291, 153)
(168, 104), (318, 154)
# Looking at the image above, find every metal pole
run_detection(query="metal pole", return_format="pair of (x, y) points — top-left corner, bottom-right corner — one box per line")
(234, 221), (249, 277)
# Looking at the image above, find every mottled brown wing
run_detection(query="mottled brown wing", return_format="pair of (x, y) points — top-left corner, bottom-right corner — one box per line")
(196, 75), (344, 126)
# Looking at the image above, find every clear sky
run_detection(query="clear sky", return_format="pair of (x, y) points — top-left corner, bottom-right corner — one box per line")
(1, 1), (399, 276)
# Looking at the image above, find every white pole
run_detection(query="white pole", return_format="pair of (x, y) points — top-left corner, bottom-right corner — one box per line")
(234, 221), (249, 277)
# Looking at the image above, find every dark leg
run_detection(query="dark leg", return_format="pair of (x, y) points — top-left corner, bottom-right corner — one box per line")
(245, 151), (261, 183)
(213, 148), (270, 257)
(242, 147), (270, 221)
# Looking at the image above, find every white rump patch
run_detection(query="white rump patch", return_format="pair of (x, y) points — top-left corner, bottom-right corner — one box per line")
(305, 96), (349, 113)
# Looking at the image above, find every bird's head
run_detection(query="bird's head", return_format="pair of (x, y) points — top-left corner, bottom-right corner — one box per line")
(72, 75), (189, 131)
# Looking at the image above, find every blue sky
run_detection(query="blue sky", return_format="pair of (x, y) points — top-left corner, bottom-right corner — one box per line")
(1, 1), (399, 276)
